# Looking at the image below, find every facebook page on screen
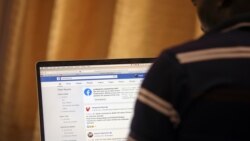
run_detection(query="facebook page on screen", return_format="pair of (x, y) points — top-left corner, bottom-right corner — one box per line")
(39, 63), (151, 141)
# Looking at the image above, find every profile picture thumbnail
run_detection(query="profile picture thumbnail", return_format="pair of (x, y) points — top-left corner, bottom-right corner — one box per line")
(84, 88), (92, 96)
(88, 132), (93, 138)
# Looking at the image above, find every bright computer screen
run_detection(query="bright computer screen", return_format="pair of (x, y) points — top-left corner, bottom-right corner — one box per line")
(38, 61), (152, 141)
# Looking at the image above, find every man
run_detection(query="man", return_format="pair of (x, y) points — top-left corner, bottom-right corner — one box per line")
(128, 0), (250, 140)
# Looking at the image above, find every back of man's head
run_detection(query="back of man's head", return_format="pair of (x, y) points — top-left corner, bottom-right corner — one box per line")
(192, 0), (250, 32)
(231, 0), (250, 16)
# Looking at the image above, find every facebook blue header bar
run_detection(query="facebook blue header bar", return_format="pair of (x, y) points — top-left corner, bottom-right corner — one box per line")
(40, 73), (146, 82)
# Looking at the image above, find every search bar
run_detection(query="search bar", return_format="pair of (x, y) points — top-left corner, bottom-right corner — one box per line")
(60, 75), (118, 80)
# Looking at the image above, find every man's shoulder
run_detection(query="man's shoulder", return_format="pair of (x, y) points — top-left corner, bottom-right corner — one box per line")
(157, 30), (250, 66)
(163, 30), (250, 56)
(163, 34), (222, 55)
(158, 37), (209, 62)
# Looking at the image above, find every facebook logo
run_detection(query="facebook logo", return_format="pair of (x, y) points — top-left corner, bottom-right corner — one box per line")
(84, 88), (92, 96)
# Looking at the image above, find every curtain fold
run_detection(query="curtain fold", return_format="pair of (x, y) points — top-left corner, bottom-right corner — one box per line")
(0, 0), (201, 141)
(0, 0), (29, 140)
(47, 0), (117, 60)
(108, 0), (198, 58)
(0, 0), (54, 140)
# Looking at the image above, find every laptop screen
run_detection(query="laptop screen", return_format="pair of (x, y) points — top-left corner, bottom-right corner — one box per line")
(36, 59), (153, 141)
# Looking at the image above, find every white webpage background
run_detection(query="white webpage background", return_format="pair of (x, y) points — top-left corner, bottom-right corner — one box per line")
(40, 64), (151, 141)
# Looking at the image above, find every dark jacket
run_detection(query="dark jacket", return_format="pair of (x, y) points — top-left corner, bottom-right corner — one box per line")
(129, 15), (250, 141)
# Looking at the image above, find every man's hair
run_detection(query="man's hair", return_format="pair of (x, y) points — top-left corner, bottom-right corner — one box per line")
(230, 0), (250, 16)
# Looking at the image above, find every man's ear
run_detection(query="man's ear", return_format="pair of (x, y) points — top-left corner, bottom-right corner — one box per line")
(217, 0), (233, 8)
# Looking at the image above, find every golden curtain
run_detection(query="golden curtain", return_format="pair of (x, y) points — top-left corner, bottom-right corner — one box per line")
(0, 0), (201, 141)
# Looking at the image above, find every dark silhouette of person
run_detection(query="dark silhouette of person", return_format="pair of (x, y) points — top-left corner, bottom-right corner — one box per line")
(128, 0), (250, 140)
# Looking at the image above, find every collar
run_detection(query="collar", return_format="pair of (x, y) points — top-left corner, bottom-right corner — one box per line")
(208, 13), (250, 34)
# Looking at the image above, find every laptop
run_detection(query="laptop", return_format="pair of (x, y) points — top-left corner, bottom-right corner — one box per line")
(36, 58), (154, 141)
